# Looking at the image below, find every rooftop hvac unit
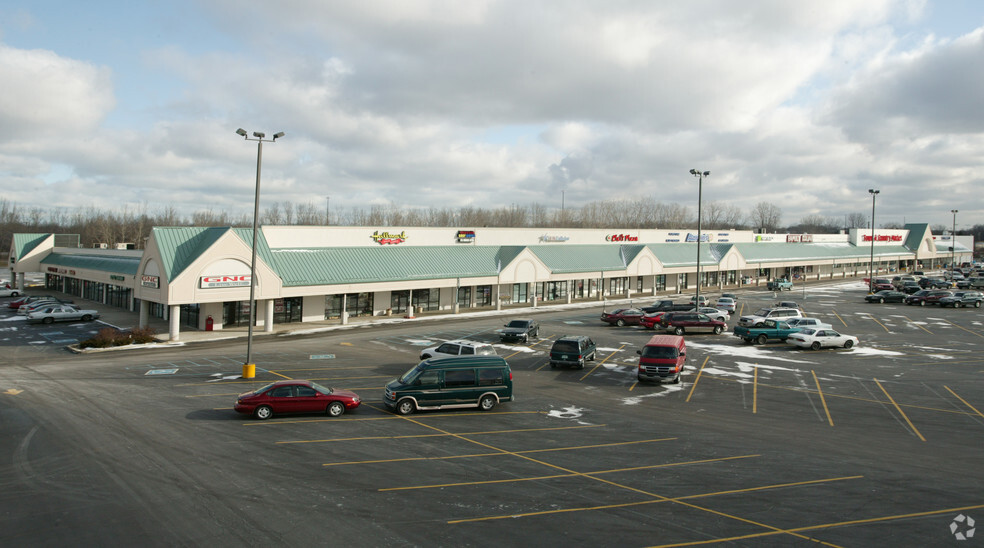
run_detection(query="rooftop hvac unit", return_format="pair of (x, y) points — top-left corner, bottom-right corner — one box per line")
(94, 243), (108, 249)
(115, 243), (136, 250)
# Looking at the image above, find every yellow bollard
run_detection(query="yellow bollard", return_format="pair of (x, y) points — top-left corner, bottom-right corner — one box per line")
(242, 363), (256, 379)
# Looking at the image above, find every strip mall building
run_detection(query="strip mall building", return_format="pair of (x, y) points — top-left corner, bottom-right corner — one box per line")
(7, 223), (973, 341)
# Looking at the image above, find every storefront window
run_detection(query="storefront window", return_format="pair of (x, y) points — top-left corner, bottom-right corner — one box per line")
(457, 287), (471, 308)
(475, 285), (492, 306)
(412, 289), (440, 312)
(677, 273), (688, 290)
(512, 283), (528, 303)
(391, 291), (410, 313)
(543, 281), (567, 301)
(654, 275), (666, 291)
(325, 293), (374, 318)
(180, 304), (200, 328)
(608, 277), (627, 294)
(274, 297), (303, 323)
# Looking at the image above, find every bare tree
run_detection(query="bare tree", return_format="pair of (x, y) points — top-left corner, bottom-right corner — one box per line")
(845, 212), (868, 228)
(748, 202), (782, 232)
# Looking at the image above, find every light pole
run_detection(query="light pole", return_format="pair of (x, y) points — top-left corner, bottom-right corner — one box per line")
(867, 189), (879, 293)
(236, 128), (285, 378)
(326, 196), (331, 225)
(951, 209), (958, 280)
(690, 169), (709, 309)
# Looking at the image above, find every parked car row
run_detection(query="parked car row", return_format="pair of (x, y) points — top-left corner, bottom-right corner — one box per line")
(1, 294), (101, 324)
(864, 289), (983, 308)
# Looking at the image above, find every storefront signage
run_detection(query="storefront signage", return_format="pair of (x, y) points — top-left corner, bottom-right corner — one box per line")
(755, 234), (780, 242)
(455, 230), (476, 243)
(199, 275), (249, 288)
(605, 234), (638, 242)
(110, 275), (125, 281)
(371, 231), (407, 245)
(685, 233), (711, 242)
(539, 234), (570, 242)
(787, 234), (814, 243)
(862, 234), (903, 242)
(141, 275), (160, 288)
(665, 239), (680, 242)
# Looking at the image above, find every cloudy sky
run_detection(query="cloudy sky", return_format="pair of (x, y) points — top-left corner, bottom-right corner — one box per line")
(1, 0), (983, 229)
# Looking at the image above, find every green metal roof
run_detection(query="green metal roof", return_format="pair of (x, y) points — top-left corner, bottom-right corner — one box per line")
(268, 245), (506, 286)
(11, 233), (49, 261)
(903, 223), (929, 251)
(527, 245), (643, 273)
(41, 253), (141, 275)
(152, 227), (229, 280)
(645, 243), (723, 267)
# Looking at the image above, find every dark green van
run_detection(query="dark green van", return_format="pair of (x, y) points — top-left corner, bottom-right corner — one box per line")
(383, 356), (513, 415)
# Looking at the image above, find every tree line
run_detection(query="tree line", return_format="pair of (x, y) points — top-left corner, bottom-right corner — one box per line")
(0, 197), (976, 252)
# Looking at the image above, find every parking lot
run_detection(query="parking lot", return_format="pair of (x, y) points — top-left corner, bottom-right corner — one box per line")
(1, 280), (983, 546)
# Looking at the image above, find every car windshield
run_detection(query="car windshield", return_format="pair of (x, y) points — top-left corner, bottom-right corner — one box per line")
(398, 365), (423, 384)
(798, 328), (817, 336)
(252, 382), (276, 395)
(475, 345), (497, 356)
(753, 308), (771, 316)
(506, 320), (529, 328)
(309, 382), (332, 395)
(641, 346), (679, 359)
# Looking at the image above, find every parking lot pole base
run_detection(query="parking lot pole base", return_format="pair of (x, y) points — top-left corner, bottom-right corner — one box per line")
(242, 363), (256, 379)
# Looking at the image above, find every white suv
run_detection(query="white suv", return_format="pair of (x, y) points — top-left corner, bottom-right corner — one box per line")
(737, 307), (803, 327)
(419, 339), (498, 360)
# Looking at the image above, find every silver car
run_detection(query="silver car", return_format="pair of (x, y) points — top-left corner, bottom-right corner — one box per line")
(26, 305), (100, 324)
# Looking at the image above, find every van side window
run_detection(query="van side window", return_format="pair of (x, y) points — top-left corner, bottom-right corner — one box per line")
(460, 346), (475, 355)
(417, 371), (440, 386)
(478, 368), (504, 386)
(444, 369), (476, 388)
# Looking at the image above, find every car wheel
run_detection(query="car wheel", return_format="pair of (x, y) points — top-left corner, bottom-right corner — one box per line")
(976, 301), (982, 308)
(616, 319), (625, 327)
(327, 401), (346, 417)
(589, 351), (596, 361)
(81, 314), (93, 321)
(672, 375), (681, 384)
(674, 326), (685, 336)
(713, 326), (723, 335)
(522, 335), (528, 344)
(396, 399), (416, 415)
(42, 317), (54, 324)
(955, 302), (961, 308)
(811, 341), (821, 350)
(844, 340), (854, 349)
(550, 362), (557, 368)
(920, 300), (926, 306)
(479, 394), (496, 411)
(879, 298), (885, 304)
(10, 291), (18, 297)
(254, 405), (273, 420)
(757, 334), (768, 345)
(754, 322), (764, 327)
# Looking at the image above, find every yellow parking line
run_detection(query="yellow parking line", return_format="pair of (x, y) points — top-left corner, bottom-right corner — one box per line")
(945, 385), (984, 420)
(812, 370), (833, 426)
(943, 319), (984, 338)
(325, 437), (677, 466)
(865, 313), (890, 332)
(384, 454), (760, 492)
(874, 379), (925, 442)
(685, 356), (710, 402)
(579, 345), (624, 381)
(752, 366), (758, 414)
(277, 423), (605, 444)
(903, 316), (933, 334)
(831, 310), (848, 327)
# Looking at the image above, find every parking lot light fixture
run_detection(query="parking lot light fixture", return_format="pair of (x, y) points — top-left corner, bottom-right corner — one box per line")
(868, 189), (879, 294)
(690, 169), (709, 308)
(951, 209), (958, 280)
(236, 128), (285, 378)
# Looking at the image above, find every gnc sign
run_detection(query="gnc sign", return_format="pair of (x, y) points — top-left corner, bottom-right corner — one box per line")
(200, 275), (251, 289)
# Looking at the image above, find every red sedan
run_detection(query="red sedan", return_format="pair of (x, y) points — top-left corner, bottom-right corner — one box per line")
(235, 380), (361, 420)
(601, 308), (646, 327)
(640, 312), (667, 329)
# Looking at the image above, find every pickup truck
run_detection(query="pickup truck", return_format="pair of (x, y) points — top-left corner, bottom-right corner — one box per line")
(767, 278), (793, 291)
(733, 319), (801, 345)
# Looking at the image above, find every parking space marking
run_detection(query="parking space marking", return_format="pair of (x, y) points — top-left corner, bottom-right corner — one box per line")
(323, 437), (677, 466)
(812, 370), (834, 426)
(381, 453), (761, 492)
(276, 423), (604, 444)
(864, 313), (891, 332)
(943, 319), (984, 338)
(874, 379), (926, 442)
(448, 475), (862, 525)
(578, 344), (624, 381)
(945, 385), (984, 421)
(685, 356), (710, 402)
(830, 310), (848, 327)
(752, 366), (759, 414)
(668, 502), (984, 547)
(902, 316), (933, 334)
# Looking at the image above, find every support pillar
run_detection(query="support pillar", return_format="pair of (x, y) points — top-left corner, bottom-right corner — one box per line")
(264, 299), (274, 333)
(168, 304), (180, 342)
(340, 294), (349, 325)
(139, 300), (149, 329)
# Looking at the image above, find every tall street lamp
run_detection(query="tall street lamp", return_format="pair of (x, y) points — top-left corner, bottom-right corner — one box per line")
(690, 169), (709, 308)
(867, 188), (880, 294)
(951, 209), (958, 280)
(236, 128), (285, 378)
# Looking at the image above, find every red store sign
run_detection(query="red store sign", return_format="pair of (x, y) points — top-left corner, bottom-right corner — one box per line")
(606, 234), (639, 242)
(862, 235), (903, 242)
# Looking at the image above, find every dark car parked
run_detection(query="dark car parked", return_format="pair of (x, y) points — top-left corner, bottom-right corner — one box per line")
(900, 281), (922, 294)
(601, 308), (646, 327)
(549, 335), (597, 369)
(938, 291), (984, 308)
(660, 312), (726, 335)
(905, 290), (953, 306)
(919, 277), (950, 289)
(499, 319), (539, 343)
(865, 290), (906, 303)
